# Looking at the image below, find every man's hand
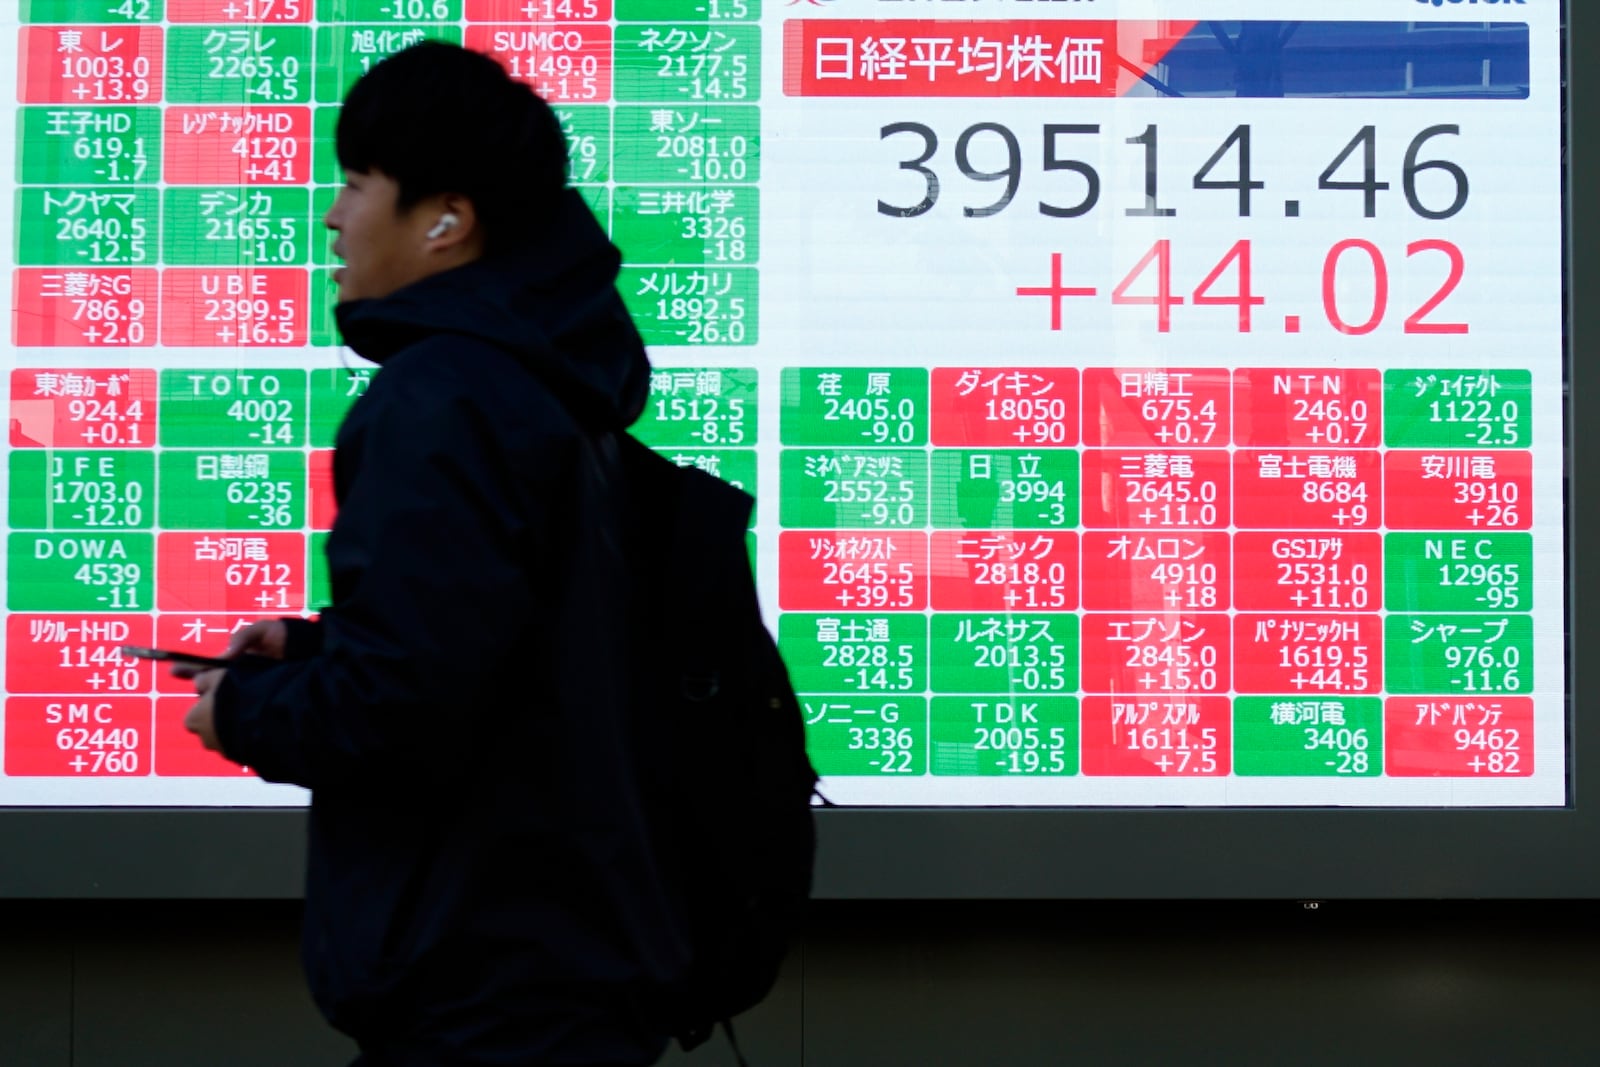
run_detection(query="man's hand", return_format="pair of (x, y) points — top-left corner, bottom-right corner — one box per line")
(183, 668), (226, 752)
(168, 618), (290, 680)
(175, 619), (290, 755)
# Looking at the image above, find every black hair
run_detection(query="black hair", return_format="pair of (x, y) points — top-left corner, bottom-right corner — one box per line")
(335, 41), (569, 255)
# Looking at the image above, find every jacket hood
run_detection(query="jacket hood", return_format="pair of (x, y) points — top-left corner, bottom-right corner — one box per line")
(333, 189), (651, 430)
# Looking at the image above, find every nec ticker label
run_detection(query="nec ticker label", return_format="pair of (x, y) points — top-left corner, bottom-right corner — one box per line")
(0, 3), (1564, 808)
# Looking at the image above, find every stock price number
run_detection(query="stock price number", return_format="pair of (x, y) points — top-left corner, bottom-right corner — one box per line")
(1137, 396), (1219, 445)
(968, 640), (1070, 692)
(846, 705), (916, 775)
(998, 476), (1069, 526)
(824, 478), (917, 528)
(1277, 561), (1372, 611)
(653, 295), (747, 345)
(1430, 397), (1522, 446)
(1122, 725), (1219, 775)
(77, 560), (142, 609)
(822, 561), (916, 609)
(73, 133), (149, 183)
(52, 477), (144, 529)
(1456, 480), (1520, 528)
(203, 31), (302, 103)
(1455, 727), (1522, 775)
(824, 394), (919, 445)
(68, 397), (146, 445)
(1438, 561), (1521, 610)
(59, 52), (153, 104)
(60, 214), (148, 266)
(1445, 643), (1523, 694)
(975, 720), (1071, 775)
(1124, 477), (1220, 527)
(203, 297), (299, 346)
(55, 725), (141, 774)
(973, 560), (1070, 610)
(71, 295), (148, 345)
(226, 561), (294, 610)
(657, 132), (751, 183)
(225, 480), (297, 528)
(652, 392), (747, 445)
(1279, 644), (1371, 692)
(1294, 397), (1371, 445)
(1148, 561), (1219, 610)
(224, 397), (297, 445)
(877, 122), (1467, 221)
(1304, 726), (1371, 775)
(822, 640), (918, 692)
(1124, 641), (1220, 692)
(984, 395), (1070, 445)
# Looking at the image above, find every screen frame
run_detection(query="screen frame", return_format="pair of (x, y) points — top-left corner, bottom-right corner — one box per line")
(0, 4), (1587, 900)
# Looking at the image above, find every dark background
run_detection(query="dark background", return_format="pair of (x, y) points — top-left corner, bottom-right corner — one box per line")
(5, 900), (1600, 1065)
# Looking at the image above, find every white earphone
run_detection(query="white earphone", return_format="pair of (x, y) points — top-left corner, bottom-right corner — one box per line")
(425, 213), (460, 240)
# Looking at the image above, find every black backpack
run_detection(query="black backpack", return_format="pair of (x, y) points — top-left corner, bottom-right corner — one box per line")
(600, 431), (819, 1061)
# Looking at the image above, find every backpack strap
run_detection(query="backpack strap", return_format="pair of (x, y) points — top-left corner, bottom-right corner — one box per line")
(723, 1018), (751, 1067)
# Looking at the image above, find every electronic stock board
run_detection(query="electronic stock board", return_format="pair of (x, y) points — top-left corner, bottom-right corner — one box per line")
(0, 0), (1581, 895)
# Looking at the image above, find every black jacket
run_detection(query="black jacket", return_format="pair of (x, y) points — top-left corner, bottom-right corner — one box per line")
(212, 190), (687, 1065)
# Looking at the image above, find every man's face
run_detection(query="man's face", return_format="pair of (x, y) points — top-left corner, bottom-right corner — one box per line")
(323, 169), (437, 303)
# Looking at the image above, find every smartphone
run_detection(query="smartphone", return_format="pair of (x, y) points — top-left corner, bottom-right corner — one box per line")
(121, 645), (234, 669)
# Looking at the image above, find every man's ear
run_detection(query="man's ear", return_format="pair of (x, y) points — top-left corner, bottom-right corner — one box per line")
(423, 194), (480, 252)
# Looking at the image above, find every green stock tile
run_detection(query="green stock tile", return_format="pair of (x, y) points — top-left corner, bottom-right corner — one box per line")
(781, 368), (928, 447)
(10, 451), (155, 531)
(779, 449), (927, 530)
(801, 695), (925, 777)
(929, 613), (1079, 695)
(16, 187), (157, 267)
(158, 450), (306, 531)
(1385, 614), (1532, 696)
(619, 266), (756, 346)
(159, 369), (307, 448)
(613, 24), (759, 104)
(1384, 533), (1532, 613)
(8, 532), (152, 612)
(1384, 369), (1532, 449)
(633, 367), (756, 447)
(778, 613), (926, 696)
(165, 26), (313, 105)
(929, 449), (1079, 529)
(162, 187), (310, 267)
(312, 24), (462, 103)
(930, 696), (1077, 776)
(1233, 697), (1383, 776)
(558, 105), (612, 186)
(613, 185), (758, 267)
(17, 107), (160, 185)
(613, 105), (758, 184)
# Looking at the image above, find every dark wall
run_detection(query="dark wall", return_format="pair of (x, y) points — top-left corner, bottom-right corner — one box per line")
(4, 901), (1599, 1067)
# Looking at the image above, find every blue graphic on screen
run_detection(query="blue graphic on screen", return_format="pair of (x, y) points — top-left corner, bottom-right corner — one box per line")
(1131, 21), (1530, 100)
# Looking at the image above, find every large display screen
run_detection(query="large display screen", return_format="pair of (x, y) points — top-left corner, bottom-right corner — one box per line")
(0, 1), (1565, 809)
